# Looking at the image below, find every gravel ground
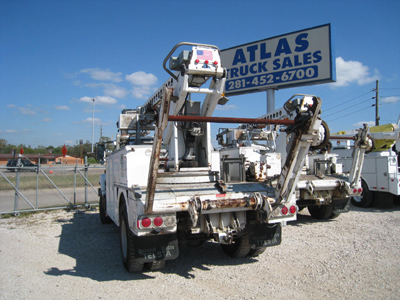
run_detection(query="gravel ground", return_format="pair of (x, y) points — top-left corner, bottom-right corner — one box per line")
(1, 202), (399, 300)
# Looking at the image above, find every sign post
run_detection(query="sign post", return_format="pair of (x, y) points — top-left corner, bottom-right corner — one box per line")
(221, 24), (335, 112)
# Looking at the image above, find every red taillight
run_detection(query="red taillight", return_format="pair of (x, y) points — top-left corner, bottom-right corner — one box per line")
(353, 188), (358, 194)
(358, 188), (362, 193)
(154, 217), (163, 227)
(195, 59), (200, 63)
(213, 61), (218, 65)
(281, 206), (288, 215)
(141, 217), (151, 228)
(290, 205), (297, 214)
(204, 60), (209, 64)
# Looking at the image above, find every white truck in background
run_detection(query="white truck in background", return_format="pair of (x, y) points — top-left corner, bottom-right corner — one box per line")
(98, 42), (328, 272)
(331, 121), (400, 208)
(217, 98), (368, 220)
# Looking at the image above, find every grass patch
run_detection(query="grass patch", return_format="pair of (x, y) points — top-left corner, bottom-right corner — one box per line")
(0, 170), (101, 191)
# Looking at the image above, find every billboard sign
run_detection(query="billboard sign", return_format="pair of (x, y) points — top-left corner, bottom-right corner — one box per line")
(221, 24), (335, 96)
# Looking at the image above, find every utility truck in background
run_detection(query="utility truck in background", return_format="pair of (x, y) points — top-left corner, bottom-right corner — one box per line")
(331, 121), (400, 208)
(99, 42), (333, 273)
(217, 99), (368, 220)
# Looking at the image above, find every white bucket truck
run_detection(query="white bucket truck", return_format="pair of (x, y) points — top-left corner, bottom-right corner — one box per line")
(99, 43), (328, 272)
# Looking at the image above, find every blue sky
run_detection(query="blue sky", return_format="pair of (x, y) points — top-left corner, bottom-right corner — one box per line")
(1, 0), (399, 149)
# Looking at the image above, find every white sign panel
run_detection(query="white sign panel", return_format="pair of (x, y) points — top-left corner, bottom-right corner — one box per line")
(221, 24), (335, 96)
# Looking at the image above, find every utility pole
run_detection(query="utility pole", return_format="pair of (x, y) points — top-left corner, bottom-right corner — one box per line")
(91, 98), (95, 152)
(373, 80), (380, 126)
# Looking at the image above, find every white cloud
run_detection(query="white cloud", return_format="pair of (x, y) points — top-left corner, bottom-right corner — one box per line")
(353, 121), (375, 127)
(131, 86), (155, 99)
(126, 71), (157, 86)
(382, 96), (400, 103)
(43, 118), (52, 122)
(80, 68), (122, 82)
(215, 104), (238, 111)
(79, 96), (117, 105)
(5, 129), (17, 133)
(330, 57), (380, 88)
(65, 140), (73, 145)
(82, 117), (103, 125)
(104, 84), (128, 98)
(17, 107), (36, 115)
(54, 105), (70, 110)
(7, 104), (16, 108)
(53, 133), (62, 136)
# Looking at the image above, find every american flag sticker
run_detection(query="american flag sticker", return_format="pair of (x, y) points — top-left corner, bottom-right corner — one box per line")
(197, 49), (213, 60)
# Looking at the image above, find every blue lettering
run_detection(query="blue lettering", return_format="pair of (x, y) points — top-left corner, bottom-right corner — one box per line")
(247, 45), (258, 62)
(273, 59), (281, 70)
(232, 49), (247, 65)
(294, 55), (302, 67)
(303, 52), (312, 65)
(295, 33), (309, 52)
(258, 61), (268, 72)
(230, 68), (239, 78)
(240, 65), (249, 76)
(274, 38), (291, 57)
(250, 63), (258, 74)
(260, 43), (271, 60)
(313, 50), (322, 63)
(282, 57), (293, 69)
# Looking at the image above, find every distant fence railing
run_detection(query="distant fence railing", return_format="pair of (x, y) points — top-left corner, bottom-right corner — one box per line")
(0, 163), (105, 215)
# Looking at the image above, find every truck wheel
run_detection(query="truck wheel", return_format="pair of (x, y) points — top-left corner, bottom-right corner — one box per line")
(220, 230), (251, 258)
(308, 202), (334, 220)
(145, 260), (166, 271)
(99, 195), (112, 224)
(329, 212), (341, 219)
(247, 247), (267, 257)
(120, 206), (144, 273)
(351, 179), (374, 207)
(310, 120), (330, 151)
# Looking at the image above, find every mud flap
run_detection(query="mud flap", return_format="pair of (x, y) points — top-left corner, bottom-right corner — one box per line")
(134, 234), (179, 263)
(332, 197), (351, 214)
(247, 223), (282, 249)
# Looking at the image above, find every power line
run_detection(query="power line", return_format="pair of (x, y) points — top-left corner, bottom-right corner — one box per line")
(323, 84), (374, 110)
(323, 97), (374, 119)
(325, 105), (373, 122)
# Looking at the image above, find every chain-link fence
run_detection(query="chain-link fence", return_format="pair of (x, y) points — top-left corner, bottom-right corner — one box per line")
(0, 163), (105, 215)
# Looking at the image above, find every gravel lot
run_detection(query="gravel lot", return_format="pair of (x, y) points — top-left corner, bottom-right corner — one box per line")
(1, 202), (399, 300)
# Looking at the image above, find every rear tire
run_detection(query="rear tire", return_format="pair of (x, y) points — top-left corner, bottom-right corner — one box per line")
(120, 205), (144, 273)
(145, 260), (166, 271)
(308, 202), (334, 220)
(221, 230), (251, 258)
(99, 194), (112, 224)
(351, 179), (374, 207)
(247, 247), (267, 257)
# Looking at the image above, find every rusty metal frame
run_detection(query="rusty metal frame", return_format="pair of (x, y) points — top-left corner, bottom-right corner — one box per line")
(145, 87), (172, 215)
(168, 115), (295, 126)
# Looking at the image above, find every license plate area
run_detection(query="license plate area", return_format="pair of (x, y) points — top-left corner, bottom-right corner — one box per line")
(248, 223), (282, 248)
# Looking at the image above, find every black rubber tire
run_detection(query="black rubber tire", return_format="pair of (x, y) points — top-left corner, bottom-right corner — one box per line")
(308, 202), (335, 220)
(120, 205), (144, 273)
(329, 212), (341, 219)
(220, 230), (251, 258)
(247, 247), (267, 257)
(145, 260), (166, 271)
(310, 120), (330, 151)
(99, 194), (112, 224)
(351, 179), (374, 207)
